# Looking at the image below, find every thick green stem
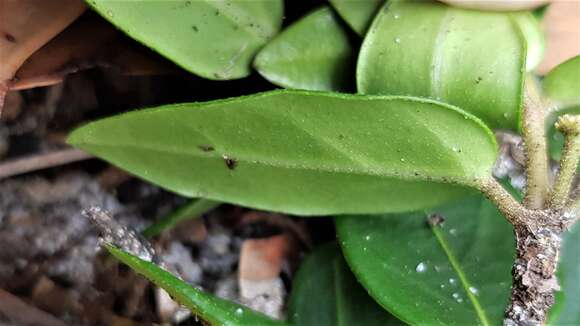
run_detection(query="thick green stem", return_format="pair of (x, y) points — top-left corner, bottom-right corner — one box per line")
(521, 84), (550, 209)
(549, 115), (580, 208)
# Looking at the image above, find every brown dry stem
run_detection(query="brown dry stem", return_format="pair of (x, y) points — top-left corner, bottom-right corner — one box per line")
(0, 148), (93, 180)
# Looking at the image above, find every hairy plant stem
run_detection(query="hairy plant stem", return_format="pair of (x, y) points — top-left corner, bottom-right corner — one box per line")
(480, 181), (571, 325)
(481, 86), (580, 324)
(548, 115), (580, 208)
(521, 87), (550, 209)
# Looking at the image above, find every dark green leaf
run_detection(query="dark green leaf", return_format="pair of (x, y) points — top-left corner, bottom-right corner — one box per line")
(105, 245), (286, 325)
(336, 195), (515, 325)
(142, 199), (220, 238)
(329, 0), (383, 35)
(356, 0), (526, 130)
(543, 56), (580, 108)
(254, 6), (355, 91)
(549, 223), (580, 325)
(68, 90), (497, 215)
(288, 243), (401, 325)
(86, 0), (283, 80)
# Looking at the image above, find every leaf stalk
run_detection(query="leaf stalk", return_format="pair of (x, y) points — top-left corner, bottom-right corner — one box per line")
(548, 115), (580, 208)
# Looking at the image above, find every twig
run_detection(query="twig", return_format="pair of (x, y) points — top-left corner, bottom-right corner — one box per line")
(521, 81), (550, 209)
(549, 115), (580, 208)
(0, 148), (92, 179)
(478, 177), (526, 225)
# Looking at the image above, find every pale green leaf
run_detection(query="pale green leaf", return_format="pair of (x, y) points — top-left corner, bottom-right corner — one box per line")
(356, 0), (526, 130)
(328, 0), (384, 35)
(85, 0), (283, 80)
(543, 55), (580, 109)
(254, 6), (355, 91)
(512, 12), (544, 71)
(68, 90), (497, 215)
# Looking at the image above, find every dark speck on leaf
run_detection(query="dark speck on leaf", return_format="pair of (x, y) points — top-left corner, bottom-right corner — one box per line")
(4, 33), (16, 43)
(475, 76), (483, 84)
(215, 10), (220, 16)
(192, 25), (198, 32)
(223, 155), (237, 170)
(185, 0), (191, 5)
(338, 134), (345, 140)
(427, 213), (445, 227)
(198, 145), (214, 152)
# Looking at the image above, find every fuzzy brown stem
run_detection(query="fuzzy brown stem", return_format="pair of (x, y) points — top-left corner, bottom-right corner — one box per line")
(504, 222), (563, 326)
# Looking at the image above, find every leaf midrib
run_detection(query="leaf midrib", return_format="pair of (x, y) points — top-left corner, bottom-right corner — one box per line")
(431, 226), (491, 326)
(78, 141), (476, 185)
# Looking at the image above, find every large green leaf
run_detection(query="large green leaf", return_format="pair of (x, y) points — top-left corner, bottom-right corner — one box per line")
(328, 0), (383, 35)
(85, 0), (283, 80)
(336, 195), (515, 325)
(105, 245), (286, 326)
(68, 90), (498, 215)
(543, 56), (580, 109)
(550, 223), (580, 325)
(254, 6), (355, 92)
(288, 243), (401, 325)
(356, 0), (526, 130)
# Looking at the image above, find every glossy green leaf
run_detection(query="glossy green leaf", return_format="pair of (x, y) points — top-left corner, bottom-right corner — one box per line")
(550, 223), (580, 325)
(105, 245), (286, 326)
(512, 12), (544, 72)
(546, 106), (580, 161)
(254, 6), (355, 92)
(68, 90), (498, 215)
(357, 0), (526, 130)
(543, 56), (580, 108)
(288, 243), (401, 325)
(86, 0), (283, 80)
(329, 0), (383, 35)
(142, 199), (220, 238)
(336, 195), (515, 325)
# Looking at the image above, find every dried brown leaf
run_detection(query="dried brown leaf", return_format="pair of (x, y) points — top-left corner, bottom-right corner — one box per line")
(0, 0), (86, 113)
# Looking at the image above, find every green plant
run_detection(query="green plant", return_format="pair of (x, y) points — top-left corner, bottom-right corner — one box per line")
(69, 0), (580, 325)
